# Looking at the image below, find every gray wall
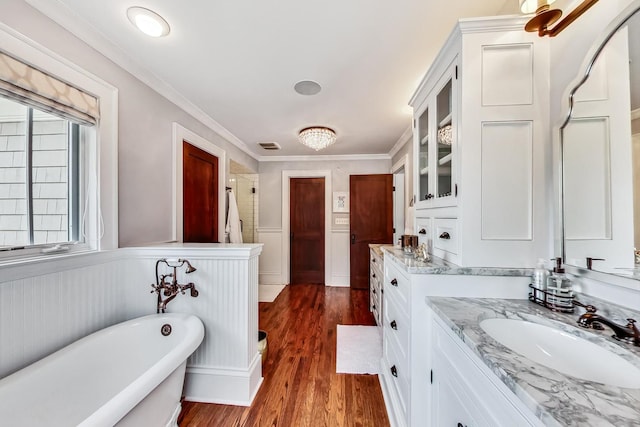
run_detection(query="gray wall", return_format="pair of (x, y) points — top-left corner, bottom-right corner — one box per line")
(2, 0), (258, 247)
(258, 158), (392, 229)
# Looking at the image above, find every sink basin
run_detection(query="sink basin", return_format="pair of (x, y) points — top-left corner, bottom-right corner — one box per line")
(479, 318), (640, 388)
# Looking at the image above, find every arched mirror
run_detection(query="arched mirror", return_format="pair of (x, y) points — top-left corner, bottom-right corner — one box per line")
(561, 2), (640, 277)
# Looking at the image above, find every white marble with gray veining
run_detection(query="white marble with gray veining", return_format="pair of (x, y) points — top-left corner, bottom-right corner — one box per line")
(382, 246), (532, 276)
(427, 296), (640, 426)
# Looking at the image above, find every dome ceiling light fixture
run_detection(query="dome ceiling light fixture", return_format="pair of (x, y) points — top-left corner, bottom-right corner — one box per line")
(298, 126), (337, 151)
(127, 6), (171, 38)
(519, 0), (599, 37)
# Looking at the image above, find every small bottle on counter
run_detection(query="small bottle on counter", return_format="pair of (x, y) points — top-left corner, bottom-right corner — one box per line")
(531, 258), (549, 291)
(546, 257), (573, 309)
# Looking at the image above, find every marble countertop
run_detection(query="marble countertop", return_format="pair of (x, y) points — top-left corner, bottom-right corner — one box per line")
(368, 243), (393, 258)
(382, 246), (532, 276)
(427, 296), (640, 426)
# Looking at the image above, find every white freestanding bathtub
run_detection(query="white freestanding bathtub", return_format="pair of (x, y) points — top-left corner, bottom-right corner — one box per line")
(0, 313), (204, 427)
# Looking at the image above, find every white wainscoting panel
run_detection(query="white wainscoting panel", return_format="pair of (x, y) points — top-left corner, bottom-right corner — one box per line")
(256, 228), (283, 285)
(329, 230), (350, 287)
(0, 253), (126, 378)
(0, 244), (264, 406)
(481, 43), (533, 106)
(481, 121), (533, 240)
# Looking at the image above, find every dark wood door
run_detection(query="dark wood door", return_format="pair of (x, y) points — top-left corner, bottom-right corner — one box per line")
(183, 141), (219, 242)
(350, 174), (393, 289)
(290, 178), (325, 284)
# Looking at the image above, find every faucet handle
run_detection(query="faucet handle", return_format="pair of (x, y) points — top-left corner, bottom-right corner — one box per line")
(626, 319), (640, 346)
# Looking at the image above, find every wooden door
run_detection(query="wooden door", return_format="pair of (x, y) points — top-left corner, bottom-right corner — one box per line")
(290, 178), (325, 284)
(183, 141), (219, 242)
(350, 174), (393, 289)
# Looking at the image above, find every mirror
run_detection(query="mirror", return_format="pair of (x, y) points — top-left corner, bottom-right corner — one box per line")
(561, 4), (640, 277)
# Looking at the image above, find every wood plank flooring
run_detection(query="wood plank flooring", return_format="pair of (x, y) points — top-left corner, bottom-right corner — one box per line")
(178, 284), (390, 427)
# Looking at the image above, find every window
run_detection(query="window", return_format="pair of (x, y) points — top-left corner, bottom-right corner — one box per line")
(0, 96), (85, 251)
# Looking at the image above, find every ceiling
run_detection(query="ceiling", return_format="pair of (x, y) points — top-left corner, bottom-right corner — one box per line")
(27, 0), (518, 158)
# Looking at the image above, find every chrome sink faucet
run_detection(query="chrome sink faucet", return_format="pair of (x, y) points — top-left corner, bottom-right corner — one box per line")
(574, 300), (640, 346)
(151, 258), (199, 313)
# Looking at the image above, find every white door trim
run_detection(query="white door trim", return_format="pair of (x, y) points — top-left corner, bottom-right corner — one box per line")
(281, 170), (332, 285)
(172, 123), (227, 243)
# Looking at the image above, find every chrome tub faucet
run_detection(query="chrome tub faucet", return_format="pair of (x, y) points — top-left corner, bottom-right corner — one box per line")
(151, 258), (199, 313)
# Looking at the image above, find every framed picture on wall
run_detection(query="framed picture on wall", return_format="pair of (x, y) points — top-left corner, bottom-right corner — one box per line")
(333, 191), (349, 213)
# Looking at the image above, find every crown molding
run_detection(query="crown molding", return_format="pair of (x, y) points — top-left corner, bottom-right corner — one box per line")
(25, 0), (259, 161)
(389, 126), (413, 158)
(258, 153), (391, 162)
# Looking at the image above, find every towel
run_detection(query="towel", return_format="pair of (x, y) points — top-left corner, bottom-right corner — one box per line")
(225, 190), (243, 243)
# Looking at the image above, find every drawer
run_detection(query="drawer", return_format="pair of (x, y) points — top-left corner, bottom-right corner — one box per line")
(383, 292), (409, 359)
(415, 217), (432, 252)
(384, 258), (410, 306)
(433, 218), (458, 257)
(383, 333), (410, 417)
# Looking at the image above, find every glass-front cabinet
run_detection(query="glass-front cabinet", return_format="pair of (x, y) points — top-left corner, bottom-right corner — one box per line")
(414, 60), (457, 208)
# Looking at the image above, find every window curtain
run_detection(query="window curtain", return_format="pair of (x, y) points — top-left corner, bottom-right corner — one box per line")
(0, 51), (99, 126)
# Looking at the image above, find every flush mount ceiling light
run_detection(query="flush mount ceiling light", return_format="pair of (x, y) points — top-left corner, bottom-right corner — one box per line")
(294, 80), (322, 96)
(520, 0), (599, 37)
(127, 7), (170, 37)
(298, 127), (337, 151)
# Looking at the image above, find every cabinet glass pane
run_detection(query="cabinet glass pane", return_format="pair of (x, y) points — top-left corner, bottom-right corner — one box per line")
(436, 79), (452, 198)
(418, 107), (430, 201)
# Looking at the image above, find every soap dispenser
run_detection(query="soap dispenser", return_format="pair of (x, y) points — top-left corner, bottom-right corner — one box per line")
(546, 257), (573, 309)
(531, 258), (549, 291)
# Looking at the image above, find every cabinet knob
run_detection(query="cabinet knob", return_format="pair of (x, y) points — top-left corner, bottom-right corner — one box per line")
(439, 232), (451, 240)
(372, 304), (376, 309)
(419, 228), (427, 234)
(390, 365), (398, 377)
(390, 278), (398, 287)
(373, 289), (376, 294)
(372, 273), (376, 278)
(390, 320), (397, 330)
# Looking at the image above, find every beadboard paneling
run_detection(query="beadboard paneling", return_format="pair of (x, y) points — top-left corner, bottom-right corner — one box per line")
(0, 255), (126, 377)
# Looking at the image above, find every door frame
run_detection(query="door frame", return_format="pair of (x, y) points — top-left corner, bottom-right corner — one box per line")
(392, 154), (410, 236)
(281, 170), (332, 285)
(172, 123), (226, 243)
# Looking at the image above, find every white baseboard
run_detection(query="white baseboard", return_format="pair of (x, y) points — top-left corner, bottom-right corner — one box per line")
(183, 354), (263, 406)
(259, 272), (283, 285)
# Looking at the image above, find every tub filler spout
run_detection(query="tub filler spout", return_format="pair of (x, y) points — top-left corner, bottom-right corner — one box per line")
(151, 258), (200, 313)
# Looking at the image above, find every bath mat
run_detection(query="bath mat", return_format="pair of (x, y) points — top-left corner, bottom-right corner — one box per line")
(259, 284), (286, 303)
(336, 325), (382, 374)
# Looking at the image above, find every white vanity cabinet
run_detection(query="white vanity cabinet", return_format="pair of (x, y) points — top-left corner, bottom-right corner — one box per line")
(410, 16), (550, 268)
(431, 313), (542, 427)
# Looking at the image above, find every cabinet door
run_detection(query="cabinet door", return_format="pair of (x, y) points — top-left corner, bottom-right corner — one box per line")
(416, 104), (432, 202)
(431, 367), (478, 427)
(434, 68), (455, 202)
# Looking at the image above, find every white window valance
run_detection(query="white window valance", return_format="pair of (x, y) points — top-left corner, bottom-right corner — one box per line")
(0, 50), (99, 125)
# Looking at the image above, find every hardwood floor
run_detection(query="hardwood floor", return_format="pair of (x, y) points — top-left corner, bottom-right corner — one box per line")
(178, 284), (390, 427)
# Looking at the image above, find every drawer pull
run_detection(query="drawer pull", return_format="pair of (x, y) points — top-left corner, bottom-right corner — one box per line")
(390, 278), (398, 287)
(372, 273), (376, 278)
(419, 228), (426, 234)
(439, 231), (451, 240)
(390, 365), (398, 377)
(372, 258), (376, 263)
(373, 289), (376, 294)
(390, 320), (397, 330)
(372, 304), (376, 309)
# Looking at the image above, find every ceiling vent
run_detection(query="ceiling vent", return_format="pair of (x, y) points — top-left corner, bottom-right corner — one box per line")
(257, 142), (281, 150)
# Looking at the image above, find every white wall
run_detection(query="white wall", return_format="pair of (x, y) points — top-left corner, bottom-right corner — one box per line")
(257, 158), (391, 285)
(0, 0), (258, 247)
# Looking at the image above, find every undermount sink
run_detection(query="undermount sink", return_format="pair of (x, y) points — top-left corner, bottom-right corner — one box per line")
(479, 318), (640, 388)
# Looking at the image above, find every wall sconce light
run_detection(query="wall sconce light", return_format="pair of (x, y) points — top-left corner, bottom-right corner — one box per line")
(520, 0), (599, 37)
